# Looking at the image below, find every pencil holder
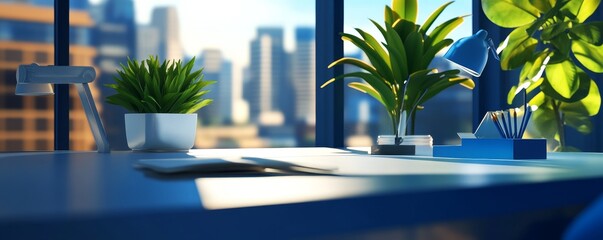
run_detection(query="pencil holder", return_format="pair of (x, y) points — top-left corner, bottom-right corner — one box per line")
(432, 108), (547, 159)
(433, 138), (546, 159)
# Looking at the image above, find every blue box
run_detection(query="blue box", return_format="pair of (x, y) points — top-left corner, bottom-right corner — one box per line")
(433, 138), (547, 159)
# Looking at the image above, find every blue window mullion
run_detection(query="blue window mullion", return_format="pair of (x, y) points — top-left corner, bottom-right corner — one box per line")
(315, 0), (344, 147)
(54, 0), (70, 150)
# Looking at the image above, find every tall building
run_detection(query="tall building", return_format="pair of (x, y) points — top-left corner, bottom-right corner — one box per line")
(198, 49), (233, 125)
(150, 6), (183, 61)
(245, 27), (294, 126)
(136, 25), (159, 60)
(0, 2), (100, 150)
(291, 27), (315, 125)
(91, 0), (136, 150)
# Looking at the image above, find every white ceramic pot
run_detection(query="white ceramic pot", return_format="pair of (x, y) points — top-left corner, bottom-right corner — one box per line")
(125, 113), (197, 151)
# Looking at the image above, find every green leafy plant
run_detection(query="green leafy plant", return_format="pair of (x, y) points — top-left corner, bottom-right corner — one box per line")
(106, 56), (215, 114)
(482, 0), (602, 151)
(321, 0), (473, 139)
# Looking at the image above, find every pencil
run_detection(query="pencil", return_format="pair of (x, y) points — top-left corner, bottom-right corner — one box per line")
(491, 112), (506, 138)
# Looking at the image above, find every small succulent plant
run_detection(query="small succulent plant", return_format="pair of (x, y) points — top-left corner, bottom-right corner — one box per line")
(106, 56), (215, 113)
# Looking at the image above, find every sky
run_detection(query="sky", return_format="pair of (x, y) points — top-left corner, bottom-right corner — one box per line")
(90, 0), (472, 88)
(89, 0), (472, 63)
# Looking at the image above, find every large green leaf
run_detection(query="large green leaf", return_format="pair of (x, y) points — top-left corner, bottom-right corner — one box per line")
(341, 33), (394, 81)
(564, 112), (593, 134)
(328, 57), (380, 78)
(571, 40), (603, 73)
(569, 22), (603, 46)
(543, 62), (590, 102)
(560, 80), (601, 116)
(531, 102), (559, 138)
(425, 16), (466, 49)
(419, 1), (453, 35)
(529, 0), (555, 12)
(348, 82), (386, 108)
(576, 0), (601, 22)
(500, 26), (539, 70)
(541, 21), (569, 41)
(356, 28), (391, 67)
(404, 31), (424, 73)
(519, 49), (550, 82)
(392, 0), (418, 23)
(384, 23), (409, 86)
(481, 0), (540, 28)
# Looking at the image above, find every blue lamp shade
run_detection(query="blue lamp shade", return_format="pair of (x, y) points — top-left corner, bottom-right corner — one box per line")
(443, 29), (492, 77)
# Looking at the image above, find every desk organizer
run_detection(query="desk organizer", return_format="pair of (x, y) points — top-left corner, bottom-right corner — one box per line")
(433, 138), (547, 159)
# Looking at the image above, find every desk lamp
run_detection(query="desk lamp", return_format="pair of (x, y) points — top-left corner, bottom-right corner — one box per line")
(443, 29), (499, 77)
(16, 63), (110, 153)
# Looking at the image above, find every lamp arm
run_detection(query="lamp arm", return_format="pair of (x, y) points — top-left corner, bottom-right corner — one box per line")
(18, 65), (96, 84)
(76, 83), (110, 153)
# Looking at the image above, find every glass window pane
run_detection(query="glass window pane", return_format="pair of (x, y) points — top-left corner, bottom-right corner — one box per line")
(0, 1), (54, 151)
(69, 0), (106, 151)
(79, 0), (315, 150)
(344, 0), (473, 147)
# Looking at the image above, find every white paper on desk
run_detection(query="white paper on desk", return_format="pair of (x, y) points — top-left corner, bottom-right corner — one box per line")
(135, 157), (337, 174)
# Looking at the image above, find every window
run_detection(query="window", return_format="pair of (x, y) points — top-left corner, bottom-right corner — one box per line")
(343, 0), (473, 146)
(79, 0), (316, 150)
(6, 118), (23, 131)
(34, 51), (49, 63)
(35, 118), (48, 131)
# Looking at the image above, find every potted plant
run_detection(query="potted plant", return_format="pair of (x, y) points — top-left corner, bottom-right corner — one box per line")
(481, 0), (602, 151)
(105, 56), (215, 151)
(321, 0), (473, 150)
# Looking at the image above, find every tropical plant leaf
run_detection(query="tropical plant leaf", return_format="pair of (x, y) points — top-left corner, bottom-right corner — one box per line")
(481, 0), (540, 28)
(500, 25), (539, 70)
(355, 28), (391, 67)
(404, 31), (424, 73)
(348, 82), (386, 108)
(564, 112), (593, 134)
(571, 40), (603, 73)
(560, 80), (601, 116)
(341, 33), (394, 82)
(541, 21), (569, 40)
(529, 0), (555, 12)
(392, 0), (418, 23)
(542, 63), (590, 102)
(419, 1), (453, 35)
(384, 23), (409, 86)
(425, 16), (466, 50)
(569, 22), (603, 45)
(531, 103), (559, 138)
(562, 0), (601, 22)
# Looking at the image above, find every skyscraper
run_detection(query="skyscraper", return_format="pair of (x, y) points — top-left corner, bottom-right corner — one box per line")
(150, 6), (183, 61)
(0, 2), (100, 150)
(245, 27), (293, 126)
(291, 27), (315, 125)
(91, 0), (136, 150)
(198, 49), (233, 125)
(136, 25), (159, 60)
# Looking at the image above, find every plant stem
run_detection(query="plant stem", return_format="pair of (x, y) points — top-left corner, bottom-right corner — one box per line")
(409, 108), (417, 135)
(552, 100), (566, 150)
